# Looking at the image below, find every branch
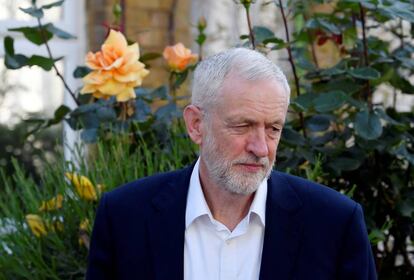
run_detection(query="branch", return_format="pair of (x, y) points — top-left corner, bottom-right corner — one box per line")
(244, 5), (256, 49)
(37, 18), (79, 106)
(277, 0), (307, 138)
(359, 3), (371, 108)
(120, 0), (126, 33)
(167, 0), (179, 45)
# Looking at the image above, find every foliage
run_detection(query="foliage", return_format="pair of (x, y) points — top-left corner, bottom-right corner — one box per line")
(267, 1), (414, 278)
(0, 127), (197, 279)
(3, 0), (195, 145)
(2, 0), (414, 279)
(0, 123), (62, 184)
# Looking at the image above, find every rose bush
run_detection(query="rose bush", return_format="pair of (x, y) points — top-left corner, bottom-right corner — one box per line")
(80, 29), (149, 102)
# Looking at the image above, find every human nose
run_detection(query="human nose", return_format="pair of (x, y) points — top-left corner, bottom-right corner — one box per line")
(246, 128), (269, 158)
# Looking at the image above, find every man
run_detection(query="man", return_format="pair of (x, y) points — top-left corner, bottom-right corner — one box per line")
(87, 48), (377, 279)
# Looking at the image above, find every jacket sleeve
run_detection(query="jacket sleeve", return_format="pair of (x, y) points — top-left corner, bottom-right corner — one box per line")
(86, 194), (115, 280)
(337, 203), (377, 280)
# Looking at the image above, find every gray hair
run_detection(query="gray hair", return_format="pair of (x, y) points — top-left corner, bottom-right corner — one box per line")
(191, 48), (290, 110)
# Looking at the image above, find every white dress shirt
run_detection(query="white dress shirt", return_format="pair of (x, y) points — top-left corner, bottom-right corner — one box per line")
(184, 158), (267, 280)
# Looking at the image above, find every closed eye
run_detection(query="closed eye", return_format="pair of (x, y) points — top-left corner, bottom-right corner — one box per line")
(267, 126), (282, 138)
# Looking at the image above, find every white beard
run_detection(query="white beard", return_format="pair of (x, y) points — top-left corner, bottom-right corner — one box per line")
(201, 131), (273, 195)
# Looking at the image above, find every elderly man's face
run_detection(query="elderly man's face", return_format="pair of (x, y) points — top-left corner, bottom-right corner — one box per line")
(200, 73), (288, 195)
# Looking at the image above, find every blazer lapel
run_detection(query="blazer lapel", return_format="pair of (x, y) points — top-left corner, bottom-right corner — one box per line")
(147, 165), (194, 280)
(260, 171), (304, 280)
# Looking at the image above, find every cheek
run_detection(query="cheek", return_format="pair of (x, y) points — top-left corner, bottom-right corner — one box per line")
(269, 139), (280, 156)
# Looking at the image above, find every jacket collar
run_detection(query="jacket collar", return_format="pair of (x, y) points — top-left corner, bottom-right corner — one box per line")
(148, 164), (193, 280)
(259, 171), (304, 280)
(148, 166), (304, 280)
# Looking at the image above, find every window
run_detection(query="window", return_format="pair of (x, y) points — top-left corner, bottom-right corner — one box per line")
(0, 0), (86, 162)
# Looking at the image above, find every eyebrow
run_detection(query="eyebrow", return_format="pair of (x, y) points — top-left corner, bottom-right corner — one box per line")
(225, 116), (284, 126)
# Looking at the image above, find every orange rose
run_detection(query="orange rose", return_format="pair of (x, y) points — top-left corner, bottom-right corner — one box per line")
(163, 43), (198, 72)
(80, 29), (149, 102)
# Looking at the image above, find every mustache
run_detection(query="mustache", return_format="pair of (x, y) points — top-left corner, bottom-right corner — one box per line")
(232, 155), (270, 166)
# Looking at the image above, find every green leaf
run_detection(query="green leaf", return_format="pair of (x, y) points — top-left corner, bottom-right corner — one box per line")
(282, 127), (306, 146)
(41, 0), (65, 9)
(81, 128), (98, 143)
(9, 26), (53, 45)
(306, 115), (332, 132)
(397, 57), (414, 70)
(27, 55), (56, 70)
(354, 109), (383, 140)
(151, 86), (169, 99)
(391, 144), (414, 165)
(44, 23), (76, 39)
(348, 67), (380, 80)
(133, 99), (151, 122)
(5, 54), (28, 69)
(263, 37), (287, 50)
(313, 91), (347, 113)
(73, 66), (91, 78)
(374, 108), (403, 127)
(342, 0), (377, 10)
(4, 36), (14, 56)
(328, 157), (362, 172)
(173, 70), (188, 89)
(47, 105), (71, 125)
(196, 34), (206, 45)
(155, 102), (179, 120)
(252, 26), (274, 44)
(379, 2), (414, 23)
(96, 106), (116, 122)
(306, 18), (340, 34)
(293, 92), (318, 111)
(397, 198), (414, 218)
(19, 7), (44, 19)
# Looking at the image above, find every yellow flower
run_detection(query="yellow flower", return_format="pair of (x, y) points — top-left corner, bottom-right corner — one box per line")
(163, 43), (198, 72)
(80, 29), (149, 102)
(65, 172), (97, 201)
(48, 220), (64, 232)
(39, 194), (63, 211)
(79, 218), (91, 248)
(79, 218), (90, 232)
(26, 214), (47, 237)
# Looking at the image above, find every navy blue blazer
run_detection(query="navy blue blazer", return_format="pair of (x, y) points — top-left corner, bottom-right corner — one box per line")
(87, 165), (377, 279)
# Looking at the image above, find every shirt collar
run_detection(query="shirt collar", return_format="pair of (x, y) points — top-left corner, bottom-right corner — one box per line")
(185, 157), (267, 228)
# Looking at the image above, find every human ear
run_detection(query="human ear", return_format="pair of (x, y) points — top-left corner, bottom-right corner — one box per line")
(183, 105), (203, 145)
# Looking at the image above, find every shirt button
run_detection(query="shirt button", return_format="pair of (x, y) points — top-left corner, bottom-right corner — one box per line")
(226, 240), (231, 245)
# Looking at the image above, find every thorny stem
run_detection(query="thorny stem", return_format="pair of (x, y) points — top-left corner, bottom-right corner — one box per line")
(359, 3), (372, 108)
(199, 44), (203, 61)
(277, 0), (307, 138)
(36, 18), (79, 106)
(168, 0), (179, 45)
(119, 0), (126, 33)
(120, 102), (128, 121)
(244, 5), (256, 49)
(393, 19), (405, 109)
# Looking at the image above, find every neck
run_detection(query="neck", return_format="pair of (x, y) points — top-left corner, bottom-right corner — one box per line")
(199, 159), (255, 231)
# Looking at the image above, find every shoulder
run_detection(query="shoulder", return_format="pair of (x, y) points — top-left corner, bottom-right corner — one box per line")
(102, 165), (193, 211)
(269, 171), (358, 218)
